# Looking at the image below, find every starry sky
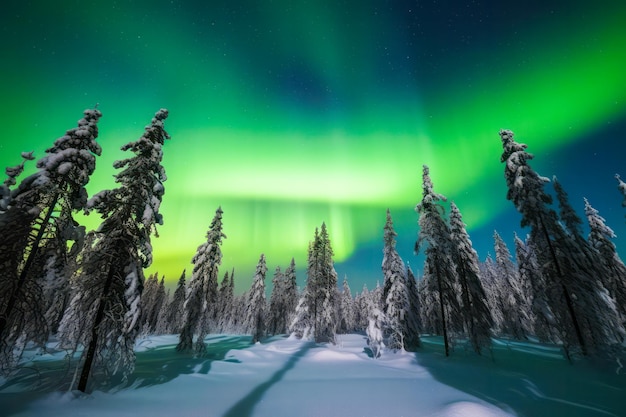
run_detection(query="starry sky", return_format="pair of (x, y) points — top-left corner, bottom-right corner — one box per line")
(1, 0), (625, 293)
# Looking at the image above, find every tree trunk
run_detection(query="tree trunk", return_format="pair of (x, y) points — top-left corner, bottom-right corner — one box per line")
(0, 193), (59, 339)
(77, 263), (115, 392)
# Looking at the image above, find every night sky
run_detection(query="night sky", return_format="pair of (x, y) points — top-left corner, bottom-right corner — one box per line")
(1, 1), (625, 292)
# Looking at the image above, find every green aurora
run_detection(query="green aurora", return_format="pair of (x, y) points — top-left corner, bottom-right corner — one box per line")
(1, 1), (625, 290)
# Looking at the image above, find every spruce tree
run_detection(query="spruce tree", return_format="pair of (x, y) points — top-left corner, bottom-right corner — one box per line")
(415, 165), (461, 356)
(58, 109), (168, 392)
(290, 224), (338, 343)
(493, 231), (530, 339)
(282, 259), (298, 331)
(449, 202), (492, 354)
(217, 270), (235, 333)
(338, 276), (355, 333)
(245, 254), (268, 343)
(501, 129), (624, 357)
(0, 110), (101, 374)
(382, 209), (420, 350)
(178, 206), (225, 353)
(165, 270), (187, 334)
(268, 266), (286, 335)
(514, 234), (557, 343)
(585, 198), (626, 323)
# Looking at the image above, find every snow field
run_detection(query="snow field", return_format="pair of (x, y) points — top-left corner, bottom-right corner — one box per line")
(4, 334), (513, 417)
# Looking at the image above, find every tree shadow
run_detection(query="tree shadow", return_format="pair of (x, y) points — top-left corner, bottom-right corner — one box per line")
(222, 341), (314, 417)
(415, 337), (625, 417)
(0, 335), (251, 416)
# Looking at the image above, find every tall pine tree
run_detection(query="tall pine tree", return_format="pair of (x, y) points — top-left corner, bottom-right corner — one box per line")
(178, 207), (226, 353)
(58, 109), (169, 392)
(415, 165), (462, 356)
(448, 202), (492, 354)
(0, 110), (101, 374)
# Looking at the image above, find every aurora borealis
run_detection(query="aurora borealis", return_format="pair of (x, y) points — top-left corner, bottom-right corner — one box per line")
(1, 1), (625, 291)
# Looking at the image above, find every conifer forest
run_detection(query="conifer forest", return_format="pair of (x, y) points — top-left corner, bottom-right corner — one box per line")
(1, 109), (625, 397)
(2, 1), (625, 416)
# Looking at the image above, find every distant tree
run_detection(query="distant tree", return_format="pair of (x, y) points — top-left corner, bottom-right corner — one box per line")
(163, 270), (187, 334)
(415, 165), (461, 356)
(244, 254), (268, 343)
(338, 276), (355, 333)
(478, 255), (502, 333)
(585, 198), (626, 323)
(282, 259), (298, 330)
(290, 224), (338, 343)
(178, 206), (226, 354)
(268, 266), (287, 335)
(353, 284), (371, 332)
(493, 231), (530, 339)
(154, 287), (171, 335)
(216, 269), (235, 333)
(140, 273), (166, 335)
(382, 209), (420, 350)
(0, 110), (102, 374)
(58, 109), (169, 392)
(514, 234), (557, 343)
(500, 129), (624, 357)
(448, 202), (492, 354)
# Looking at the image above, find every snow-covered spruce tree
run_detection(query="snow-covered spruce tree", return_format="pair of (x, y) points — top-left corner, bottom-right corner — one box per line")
(585, 198), (626, 323)
(216, 269), (235, 333)
(493, 231), (531, 339)
(500, 129), (624, 357)
(366, 298), (386, 359)
(353, 284), (370, 332)
(58, 109), (169, 392)
(177, 206), (226, 354)
(448, 202), (492, 354)
(268, 266), (286, 335)
(338, 276), (355, 334)
(244, 254), (268, 343)
(163, 270), (187, 334)
(1, 109), (101, 375)
(139, 273), (166, 335)
(478, 255), (503, 334)
(415, 165), (462, 356)
(514, 233), (557, 343)
(406, 266), (422, 336)
(282, 259), (298, 332)
(289, 224), (338, 343)
(382, 209), (420, 350)
(154, 287), (171, 335)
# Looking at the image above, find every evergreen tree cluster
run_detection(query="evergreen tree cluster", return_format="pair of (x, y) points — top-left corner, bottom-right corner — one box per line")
(0, 108), (171, 391)
(2, 112), (625, 396)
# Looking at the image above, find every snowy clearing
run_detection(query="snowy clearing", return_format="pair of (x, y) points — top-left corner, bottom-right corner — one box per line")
(1, 334), (624, 417)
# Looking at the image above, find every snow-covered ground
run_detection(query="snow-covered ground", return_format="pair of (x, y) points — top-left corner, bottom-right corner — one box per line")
(0, 334), (623, 417)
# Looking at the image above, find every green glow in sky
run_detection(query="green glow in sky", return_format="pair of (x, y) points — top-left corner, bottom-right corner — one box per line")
(1, 1), (625, 290)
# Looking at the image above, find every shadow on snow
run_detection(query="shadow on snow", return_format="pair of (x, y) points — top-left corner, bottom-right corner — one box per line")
(0, 334), (252, 416)
(415, 336), (625, 417)
(222, 340), (314, 417)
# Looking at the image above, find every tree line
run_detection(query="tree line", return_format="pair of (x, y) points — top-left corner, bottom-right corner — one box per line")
(1, 110), (625, 392)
